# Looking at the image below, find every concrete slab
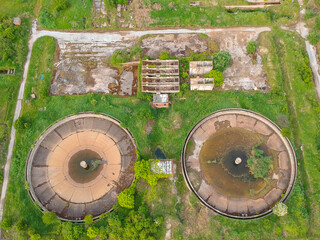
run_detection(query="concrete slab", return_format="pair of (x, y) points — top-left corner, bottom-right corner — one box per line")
(247, 198), (268, 214)
(40, 131), (62, 150)
(278, 151), (290, 170)
(104, 144), (121, 165)
(236, 114), (257, 131)
(55, 121), (76, 139)
(117, 137), (135, 156)
(90, 179), (114, 200)
(46, 195), (66, 214)
(57, 134), (79, 152)
(33, 146), (51, 166)
(77, 131), (99, 146)
(92, 117), (113, 133)
(217, 114), (237, 128)
(254, 121), (273, 136)
(102, 164), (121, 181)
(267, 134), (286, 152)
(53, 180), (76, 201)
(66, 203), (85, 219)
(48, 146), (67, 167)
(107, 124), (127, 143)
(264, 188), (283, 205)
(70, 188), (93, 203)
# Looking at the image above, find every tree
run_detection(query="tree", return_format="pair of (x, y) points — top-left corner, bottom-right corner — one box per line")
(247, 41), (258, 54)
(213, 50), (232, 72)
(42, 211), (58, 225)
(87, 226), (99, 239)
(205, 70), (224, 87)
(117, 186), (135, 209)
(273, 202), (288, 217)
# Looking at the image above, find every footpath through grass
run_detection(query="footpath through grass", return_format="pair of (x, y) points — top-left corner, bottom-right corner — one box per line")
(2, 31), (314, 239)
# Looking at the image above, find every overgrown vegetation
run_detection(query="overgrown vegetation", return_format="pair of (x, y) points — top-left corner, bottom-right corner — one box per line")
(2, 30), (316, 239)
(247, 146), (271, 179)
(39, 0), (92, 29)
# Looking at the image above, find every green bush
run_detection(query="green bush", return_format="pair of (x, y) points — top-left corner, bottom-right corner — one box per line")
(205, 70), (224, 87)
(84, 215), (93, 225)
(213, 50), (232, 72)
(14, 115), (32, 130)
(159, 49), (170, 60)
(0, 218), (12, 230)
(117, 186), (135, 209)
(246, 146), (272, 179)
(42, 211), (58, 225)
(87, 226), (99, 239)
(181, 72), (189, 79)
(273, 202), (288, 217)
(307, 31), (320, 45)
(247, 41), (258, 54)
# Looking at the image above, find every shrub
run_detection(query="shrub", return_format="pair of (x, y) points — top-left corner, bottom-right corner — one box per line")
(87, 226), (99, 239)
(247, 41), (258, 54)
(16, 219), (27, 232)
(14, 115), (32, 130)
(42, 211), (58, 225)
(181, 72), (189, 79)
(159, 49), (170, 60)
(213, 50), (232, 72)
(205, 70), (224, 87)
(0, 218), (12, 230)
(273, 202), (288, 217)
(247, 146), (272, 179)
(84, 215), (93, 225)
(117, 186), (135, 209)
(30, 234), (41, 240)
(307, 31), (320, 45)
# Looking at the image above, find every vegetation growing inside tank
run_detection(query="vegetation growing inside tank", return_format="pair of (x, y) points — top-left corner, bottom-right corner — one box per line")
(247, 146), (272, 179)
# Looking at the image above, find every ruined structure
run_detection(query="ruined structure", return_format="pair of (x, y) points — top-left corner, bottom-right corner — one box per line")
(189, 61), (214, 91)
(26, 113), (137, 222)
(182, 109), (296, 219)
(141, 59), (180, 93)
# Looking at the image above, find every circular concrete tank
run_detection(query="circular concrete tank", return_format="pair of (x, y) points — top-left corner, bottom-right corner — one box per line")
(26, 113), (137, 222)
(181, 109), (296, 219)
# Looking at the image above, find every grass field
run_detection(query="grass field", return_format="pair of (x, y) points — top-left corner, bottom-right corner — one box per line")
(2, 29), (318, 239)
(0, 1), (35, 183)
(35, 0), (300, 30)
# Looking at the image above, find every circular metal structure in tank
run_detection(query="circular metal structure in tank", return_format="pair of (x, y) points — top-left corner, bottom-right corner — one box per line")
(26, 113), (137, 222)
(181, 109), (297, 219)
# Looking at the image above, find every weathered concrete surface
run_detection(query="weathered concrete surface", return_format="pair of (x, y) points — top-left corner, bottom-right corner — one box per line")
(182, 109), (296, 219)
(26, 114), (137, 222)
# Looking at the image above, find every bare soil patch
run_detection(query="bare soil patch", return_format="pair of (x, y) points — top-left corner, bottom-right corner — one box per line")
(51, 41), (137, 96)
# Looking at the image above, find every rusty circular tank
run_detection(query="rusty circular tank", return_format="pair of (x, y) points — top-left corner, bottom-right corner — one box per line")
(26, 113), (137, 222)
(181, 109), (297, 219)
